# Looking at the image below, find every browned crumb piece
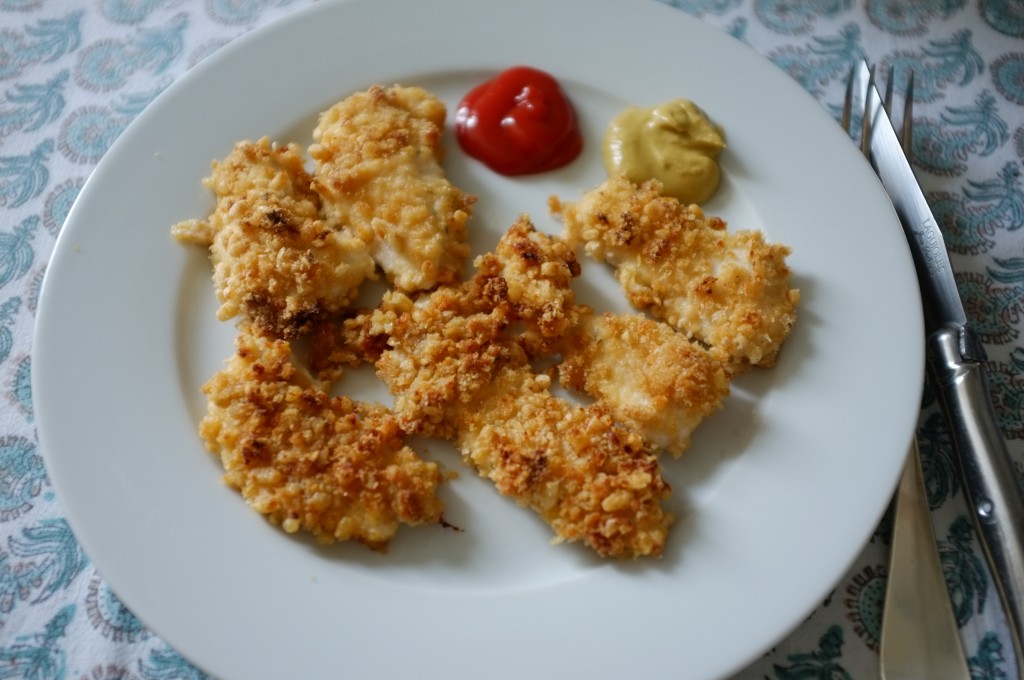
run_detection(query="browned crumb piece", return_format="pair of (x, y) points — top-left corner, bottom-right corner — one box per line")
(455, 364), (672, 558)
(172, 137), (375, 338)
(305, 314), (390, 386)
(555, 176), (800, 370)
(473, 215), (582, 358)
(560, 312), (730, 457)
(199, 327), (445, 550)
(310, 85), (476, 292)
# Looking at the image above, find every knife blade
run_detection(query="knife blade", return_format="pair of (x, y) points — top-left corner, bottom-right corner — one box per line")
(881, 440), (970, 680)
(857, 60), (1024, 678)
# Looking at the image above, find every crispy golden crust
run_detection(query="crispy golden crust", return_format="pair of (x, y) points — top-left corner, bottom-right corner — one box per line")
(311, 216), (583, 388)
(305, 314), (387, 386)
(455, 366), (672, 558)
(363, 227), (672, 558)
(369, 286), (516, 440)
(172, 137), (375, 338)
(560, 312), (730, 457)
(473, 215), (582, 358)
(310, 85), (476, 292)
(555, 176), (800, 369)
(199, 328), (446, 550)
(175, 86), (800, 559)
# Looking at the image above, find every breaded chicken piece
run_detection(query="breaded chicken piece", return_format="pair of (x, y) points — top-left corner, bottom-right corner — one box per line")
(310, 85), (476, 292)
(560, 312), (730, 456)
(455, 365), (672, 558)
(473, 215), (582, 358)
(172, 137), (375, 338)
(368, 285), (516, 440)
(364, 243), (672, 558)
(198, 327), (446, 550)
(554, 176), (800, 369)
(310, 217), (582, 385)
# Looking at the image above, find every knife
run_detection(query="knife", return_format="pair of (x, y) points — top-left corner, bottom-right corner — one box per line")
(858, 60), (1024, 676)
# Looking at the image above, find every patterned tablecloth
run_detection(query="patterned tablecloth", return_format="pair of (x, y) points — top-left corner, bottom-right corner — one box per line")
(2, 1), (1023, 678)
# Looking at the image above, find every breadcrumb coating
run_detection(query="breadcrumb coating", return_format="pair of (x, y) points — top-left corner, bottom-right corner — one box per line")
(172, 137), (375, 338)
(199, 327), (446, 550)
(362, 227), (672, 558)
(554, 176), (800, 369)
(368, 285), (516, 440)
(473, 215), (582, 358)
(455, 365), (672, 558)
(310, 85), (476, 292)
(560, 312), (730, 456)
(312, 216), (583, 396)
(175, 85), (799, 560)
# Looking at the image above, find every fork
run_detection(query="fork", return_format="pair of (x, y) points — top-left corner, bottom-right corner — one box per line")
(843, 65), (972, 680)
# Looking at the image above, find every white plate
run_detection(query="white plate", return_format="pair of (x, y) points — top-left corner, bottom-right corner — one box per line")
(33, 1), (924, 679)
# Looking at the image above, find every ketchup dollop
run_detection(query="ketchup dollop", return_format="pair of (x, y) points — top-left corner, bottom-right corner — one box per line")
(455, 66), (582, 176)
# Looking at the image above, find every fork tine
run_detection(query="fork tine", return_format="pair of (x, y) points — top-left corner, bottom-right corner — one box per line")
(884, 64), (895, 114)
(902, 71), (915, 157)
(860, 65), (875, 157)
(841, 64), (855, 134)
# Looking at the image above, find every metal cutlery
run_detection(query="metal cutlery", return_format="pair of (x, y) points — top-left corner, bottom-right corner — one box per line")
(844, 60), (1024, 680)
(881, 440), (970, 680)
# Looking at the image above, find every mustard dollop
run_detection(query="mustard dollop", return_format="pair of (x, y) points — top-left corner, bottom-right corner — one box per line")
(603, 99), (726, 204)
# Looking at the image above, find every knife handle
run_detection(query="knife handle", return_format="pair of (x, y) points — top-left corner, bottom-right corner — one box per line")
(929, 326), (1024, 677)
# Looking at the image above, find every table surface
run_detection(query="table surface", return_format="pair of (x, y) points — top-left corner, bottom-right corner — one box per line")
(2, 1), (1023, 678)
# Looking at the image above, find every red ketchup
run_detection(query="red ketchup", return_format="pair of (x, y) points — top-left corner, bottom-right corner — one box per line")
(455, 66), (582, 175)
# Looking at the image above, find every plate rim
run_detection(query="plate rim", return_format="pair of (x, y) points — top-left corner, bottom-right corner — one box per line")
(32, 1), (925, 679)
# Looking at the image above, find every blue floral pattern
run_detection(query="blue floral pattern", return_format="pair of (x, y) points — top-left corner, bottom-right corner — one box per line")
(1, 1), (1022, 678)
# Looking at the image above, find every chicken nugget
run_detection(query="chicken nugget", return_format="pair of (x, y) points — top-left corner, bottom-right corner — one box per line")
(473, 215), (582, 358)
(560, 312), (730, 456)
(365, 230), (672, 558)
(199, 327), (446, 550)
(555, 176), (799, 369)
(310, 85), (476, 292)
(173, 137), (375, 338)
(455, 364), (672, 558)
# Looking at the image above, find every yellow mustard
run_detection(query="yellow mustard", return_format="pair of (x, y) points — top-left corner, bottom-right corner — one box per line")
(603, 99), (726, 204)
